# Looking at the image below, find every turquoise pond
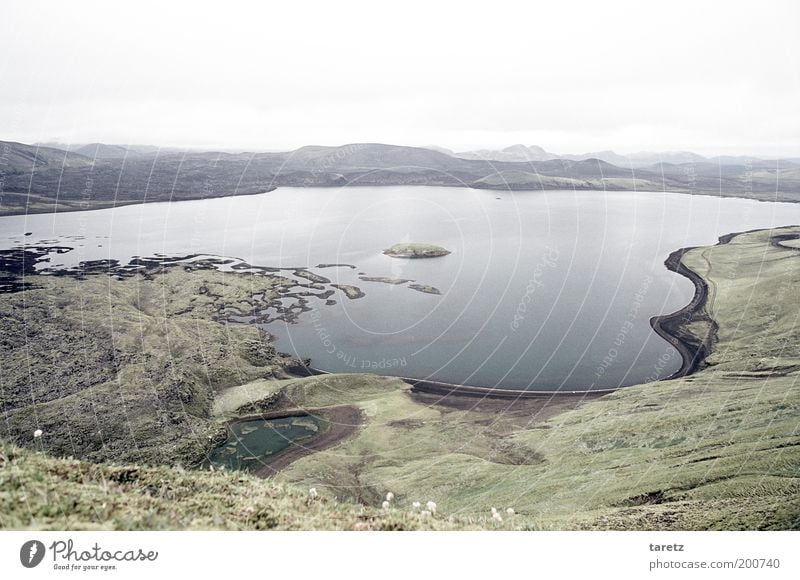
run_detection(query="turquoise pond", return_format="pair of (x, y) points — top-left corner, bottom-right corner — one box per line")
(207, 415), (324, 472)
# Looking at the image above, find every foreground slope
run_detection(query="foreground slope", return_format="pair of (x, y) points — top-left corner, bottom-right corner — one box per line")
(0, 442), (464, 530)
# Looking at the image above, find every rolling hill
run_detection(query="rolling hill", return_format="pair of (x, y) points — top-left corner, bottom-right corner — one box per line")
(2, 140), (800, 215)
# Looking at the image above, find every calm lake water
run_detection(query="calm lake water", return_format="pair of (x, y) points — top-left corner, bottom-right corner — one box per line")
(2, 186), (799, 390)
(207, 416), (322, 472)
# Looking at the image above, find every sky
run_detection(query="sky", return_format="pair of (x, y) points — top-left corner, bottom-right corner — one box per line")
(1, 0), (799, 156)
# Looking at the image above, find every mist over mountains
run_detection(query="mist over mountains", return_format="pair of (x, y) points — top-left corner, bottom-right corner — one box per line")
(442, 143), (798, 168)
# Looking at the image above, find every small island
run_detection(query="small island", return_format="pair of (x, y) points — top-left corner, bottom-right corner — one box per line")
(383, 243), (451, 259)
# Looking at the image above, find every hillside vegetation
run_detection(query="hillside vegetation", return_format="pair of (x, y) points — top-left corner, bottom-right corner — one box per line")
(269, 227), (800, 529)
(1, 227), (798, 529)
(3, 140), (800, 216)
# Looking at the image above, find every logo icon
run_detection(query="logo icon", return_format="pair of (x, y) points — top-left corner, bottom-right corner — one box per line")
(20, 540), (46, 568)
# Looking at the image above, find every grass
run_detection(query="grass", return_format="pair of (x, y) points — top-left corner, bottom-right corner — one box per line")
(0, 267), (291, 466)
(0, 442), (467, 530)
(1, 226), (799, 529)
(383, 243), (450, 258)
(271, 227), (800, 529)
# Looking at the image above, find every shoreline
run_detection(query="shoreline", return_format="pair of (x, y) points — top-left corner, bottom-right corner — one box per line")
(304, 366), (619, 398)
(647, 227), (800, 381)
(228, 405), (364, 477)
(310, 229), (788, 396)
(2, 184), (799, 218)
(648, 246), (716, 379)
(0, 186), (276, 217)
(296, 234), (738, 398)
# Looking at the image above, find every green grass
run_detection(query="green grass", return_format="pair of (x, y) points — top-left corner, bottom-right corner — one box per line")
(2, 227), (799, 529)
(0, 267), (291, 466)
(271, 227), (800, 529)
(383, 243), (450, 258)
(0, 442), (468, 530)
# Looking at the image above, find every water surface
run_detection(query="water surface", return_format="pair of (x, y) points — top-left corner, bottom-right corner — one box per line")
(2, 186), (798, 390)
(207, 416), (322, 472)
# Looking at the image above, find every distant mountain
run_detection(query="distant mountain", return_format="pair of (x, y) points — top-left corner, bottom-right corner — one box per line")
(457, 146), (710, 168)
(73, 143), (139, 159)
(422, 145), (455, 156)
(456, 144), (558, 162)
(555, 150), (710, 167)
(2, 139), (799, 215)
(628, 151), (708, 166)
(0, 141), (93, 174)
(280, 143), (472, 172)
(453, 146), (800, 169)
(560, 150), (633, 166)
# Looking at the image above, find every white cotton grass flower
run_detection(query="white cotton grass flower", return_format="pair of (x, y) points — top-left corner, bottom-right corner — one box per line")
(33, 429), (43, 439)
(490, 507), (497, 515)
(506, 507), (515, 516)
(382, 500), (391, 510)
(493, 512), (503, 523)
(412, 501), (421, 510)
(385, 492), (394, 502)
(309, 487), (318, 499)
(426, 501), (437, 514)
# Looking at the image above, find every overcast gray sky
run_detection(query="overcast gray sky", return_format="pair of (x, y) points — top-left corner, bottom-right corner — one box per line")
(1, 0), (798, 156)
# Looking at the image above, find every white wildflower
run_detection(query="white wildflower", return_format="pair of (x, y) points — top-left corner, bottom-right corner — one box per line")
(386, 492), (394, 502)
(490, 507), (497, 515)
(33, 429), (43, 439)
(493, 512), (503, 523)
(382, 500), (391, 510)
(309, 487), (318, 499)
(412, 501), (421, 509)
(426, 500), (437, 514)
(506, 507), (515, 515)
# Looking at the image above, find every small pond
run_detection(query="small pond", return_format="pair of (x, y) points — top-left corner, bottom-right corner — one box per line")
(207, 415), (324, 472)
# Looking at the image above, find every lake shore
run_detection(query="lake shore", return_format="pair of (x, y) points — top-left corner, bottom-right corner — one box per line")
(251, 405), (363, 476)
(649, 246), (716, 379)
(2, 227), (799, 529)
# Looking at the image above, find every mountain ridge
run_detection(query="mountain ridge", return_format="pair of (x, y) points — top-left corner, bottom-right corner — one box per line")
(2, 139), (799, 215)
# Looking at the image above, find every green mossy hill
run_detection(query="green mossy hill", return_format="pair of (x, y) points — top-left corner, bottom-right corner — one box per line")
(0, 267), (296, 467)
(0, 443), (464, 530)
(383, 243), (450, 258)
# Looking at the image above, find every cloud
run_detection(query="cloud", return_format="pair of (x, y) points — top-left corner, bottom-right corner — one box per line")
(1, 0), (798, 156)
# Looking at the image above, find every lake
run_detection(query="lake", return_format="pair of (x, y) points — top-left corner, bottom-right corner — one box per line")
(2, 186), (799, 390)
